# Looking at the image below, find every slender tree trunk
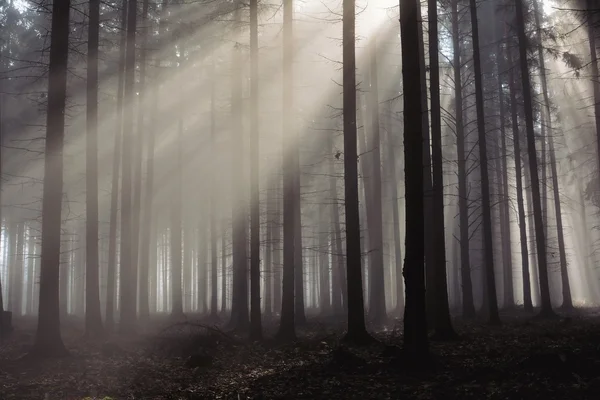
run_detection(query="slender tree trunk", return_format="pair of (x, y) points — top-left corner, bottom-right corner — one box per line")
(133, 0), (150, 322)
(32, 0), (70, 355)
(342, 0), (372, 345)
(367, 38), (386, 326)
(277, 0), (296, 341)
(26, 231), (35, 315)
(249, 0), (262, 339)
(264, 196), (273, 316)
(229, 5), (249, 331)
(119, 0), (138, 334)
(85, 0), (104, 337)
(514, 0), (555, 317)
(469, 0), (501, 324)
(533, 0), (572, 310)
(385, 105), (404, 316)
(506, 43), (533, 312)
(416, 3), (435, 328)
(221, 223), (227, 313)
(170, 121), (184, 318)
(272, 195), (282, 315)
(452, 0), (475, 318)
(106, 0), (127, 332)
(329, 135), (343, 315)
(428, 0), (456, 338)
(400, 0), (429, 355)
(319, 203), (330, 315)
(210, 56), (218, 319)
(294, 172), (305, 324)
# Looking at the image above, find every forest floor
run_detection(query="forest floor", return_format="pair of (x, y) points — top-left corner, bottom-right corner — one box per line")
(1, 308), (600, 399)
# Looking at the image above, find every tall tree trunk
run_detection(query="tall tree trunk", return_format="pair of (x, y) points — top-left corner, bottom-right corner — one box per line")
(469, 0), (500, 324)
(221, 220), (227, 313)
(385, 105), (404, 316)
(130, 0), (148, 321)
(342, 0), (371, 344)
(119, 0), (138, 334)
(417, 3), (436, 328)
(134, 0), (151, 322)
(249, 0), (262, 339)
(452, 0), (475, 318)
(106, 0), (127, 332)
(85, 0), (104, 337)
(497, 36), (514, 309)
(210, 55), (218, 319)
(400, 0), (429, 355)
(294, 171), (305, 324)
(506, 43), (533, 312)
(277, 0), (296, 341)
(272, 193), (282, 316)
(367, 38), (386, 326)
(329, 135), (343, 315)
(514, 0), (555, 316)
(318, 202), (330, 315)
(12, 222), (23, 316)
(264, 196), (273, 317)
(26, 231), (35, 315)
(170, 121), (184, 318)
(32, 0), (70, 355)
(428, 0), (456, 338)
(533, 0), (572, 310)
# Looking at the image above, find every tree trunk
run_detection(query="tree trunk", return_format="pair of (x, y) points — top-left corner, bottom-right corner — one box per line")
(170, 121), (184, 318)
(367, 38), (386, 326)
(32, 0), (70, 355)
(106, 0), (127, 332)
(400, 0), (429, 355)
(229, 5), (249, 331)
(277, 0), (296, 341)
(533, 0), (572, 310)
(319, 202), (330, 315)
(469, 0), (501, 324)
(506, 43), (533, 312)
(514, 0), (555, 317)
(428, 0), (456, 338)
(452, 0), (475, 318)
(210, 55), (219, 319)
(119, 0), (138, 334)
(385, 105), (404, 316)
(329, 135), (343, 315)
(249, 0), (262, 339)
(342, 0), (371, 344)
(85, 0), (104, 337)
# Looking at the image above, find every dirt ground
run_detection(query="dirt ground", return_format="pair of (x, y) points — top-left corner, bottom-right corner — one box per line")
(1, 308), (600, 399)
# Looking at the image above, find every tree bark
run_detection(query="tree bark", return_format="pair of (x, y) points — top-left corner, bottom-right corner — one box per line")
(506, 43), (533, 312)
(85, 0), (104, 337)
(119, 0), (138, 334)
(452, 0), (475, 318)
(249, 0), (262, 339)
(428, 0), (456, 338)
(277, 0), (296, 341)
(342, 0), (371, 344)
(469, 0), (501, 324)
(400, 0), (429, 355)
(32, 0), (71, 355)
